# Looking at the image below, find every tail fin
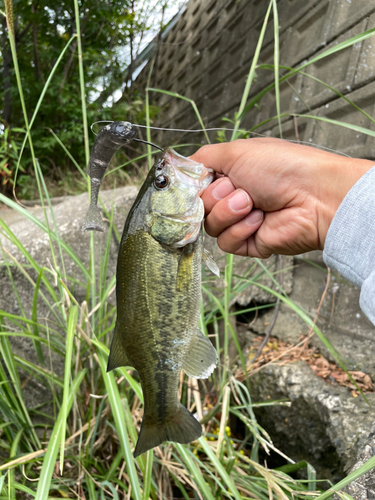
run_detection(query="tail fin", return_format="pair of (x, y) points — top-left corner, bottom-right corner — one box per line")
(133, 404), (202, 458)
(82, 204), (105, 232)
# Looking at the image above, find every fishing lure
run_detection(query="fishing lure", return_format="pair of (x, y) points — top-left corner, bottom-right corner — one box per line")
(82, 121), (162, 232)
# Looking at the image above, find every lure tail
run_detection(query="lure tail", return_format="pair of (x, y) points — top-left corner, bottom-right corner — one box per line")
(82, 203), (105, 232)
(133, 404), (202, 458)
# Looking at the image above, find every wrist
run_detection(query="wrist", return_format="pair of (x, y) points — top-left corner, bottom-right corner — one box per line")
(317, 156), (374, 249)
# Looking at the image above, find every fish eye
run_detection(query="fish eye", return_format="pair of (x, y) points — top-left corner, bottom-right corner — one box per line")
(154, 175), (169, 190)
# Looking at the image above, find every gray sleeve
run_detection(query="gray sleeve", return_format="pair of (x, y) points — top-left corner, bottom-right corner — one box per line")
(323, 165), (375, 326)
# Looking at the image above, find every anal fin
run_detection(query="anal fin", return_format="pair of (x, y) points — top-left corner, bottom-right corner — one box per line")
(107, 323), (133, 372)
(182, 329), (218, 379)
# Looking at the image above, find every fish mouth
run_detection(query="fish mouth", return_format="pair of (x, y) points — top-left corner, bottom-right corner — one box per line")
(154, 149), (212, 247)
(165, 149), (214, 196)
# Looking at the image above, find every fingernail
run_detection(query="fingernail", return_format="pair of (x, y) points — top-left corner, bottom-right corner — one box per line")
(245, 209), (264, 226)
(228, 189), (251, 211)
(212, 179), (233, 200)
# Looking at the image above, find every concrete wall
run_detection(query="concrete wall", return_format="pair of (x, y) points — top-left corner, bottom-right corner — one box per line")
(137, 0), (375, 158)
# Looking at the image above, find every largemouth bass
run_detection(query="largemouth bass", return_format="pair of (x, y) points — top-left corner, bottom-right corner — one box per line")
(107, 149), (219, 458)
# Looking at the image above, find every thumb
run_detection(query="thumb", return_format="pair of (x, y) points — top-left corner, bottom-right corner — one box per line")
(190, 141), (240, 176)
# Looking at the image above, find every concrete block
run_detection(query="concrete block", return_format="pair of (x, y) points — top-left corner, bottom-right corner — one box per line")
(279, 1), (333, 66)
(327, 0), (375, 42)
(354, 13), (375, 87)
(296, 20), (367, 113)
(309, 82), (375, 159)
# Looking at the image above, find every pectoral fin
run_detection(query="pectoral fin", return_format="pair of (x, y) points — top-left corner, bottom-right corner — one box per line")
(182, 329), (218, 379)
(107, 323), (133, 372)
(202, 248), (220, 277)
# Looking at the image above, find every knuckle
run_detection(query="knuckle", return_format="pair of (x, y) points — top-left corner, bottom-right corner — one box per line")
(204, 219), (220, 238)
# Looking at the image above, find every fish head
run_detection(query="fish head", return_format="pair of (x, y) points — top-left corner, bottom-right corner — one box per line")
(144, 149), (214, 248)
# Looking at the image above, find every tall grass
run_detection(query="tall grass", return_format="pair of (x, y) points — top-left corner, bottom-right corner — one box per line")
(1, 0), (375, 498)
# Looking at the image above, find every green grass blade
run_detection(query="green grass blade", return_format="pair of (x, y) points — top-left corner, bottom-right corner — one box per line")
(31, 269), (46, 366)
(97, 353), (142, 500)
(13, 355), (64, 388)
(258, 63), (375, 125)
(199, 438), (242, 499)
(251, 282), (370, 404)
(293, 113), (375, 137)
(9, 428), (23, 500)
(223, 253), (234, 383)
(14, 35), (77, 188)
(241, 27), (375, 120)
(142, 450), (153, 500)
(315, 455), (375, 499)
(60, 305), (78, 474)
(175, 444), (215, 500)
(73, 0), (89, 164)
(45, 128), (85, 176)
(0, 321), (40, 448)
(3, 1), (38, 185)
(147, 88), (210, 144)
(90, 339), (143, 401)
(272, 0), (282, 138)
(145, 57), (156, 169)
(34, 369), (86, 500)
(231, 0), (273, 139)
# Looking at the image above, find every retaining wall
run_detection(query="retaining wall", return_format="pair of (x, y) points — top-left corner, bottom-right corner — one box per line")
(136, 0), (375, 158)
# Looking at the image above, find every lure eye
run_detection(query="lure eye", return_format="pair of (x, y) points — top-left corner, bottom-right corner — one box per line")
(155, 175), (169, 189)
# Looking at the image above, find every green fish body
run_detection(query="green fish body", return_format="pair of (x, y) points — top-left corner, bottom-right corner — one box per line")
(107, 149), (219, 458)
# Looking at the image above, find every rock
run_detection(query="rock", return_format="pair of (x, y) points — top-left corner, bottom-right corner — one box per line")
(334, 426), (375, 499)
(248, 362), (375, 482)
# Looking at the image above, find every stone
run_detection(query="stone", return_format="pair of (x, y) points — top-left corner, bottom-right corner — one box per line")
(334, 425), (375, 500)
(248, 361), (375, 482)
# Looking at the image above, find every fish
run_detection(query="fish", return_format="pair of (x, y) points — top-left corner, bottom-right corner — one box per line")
(82, 121), (137, 232)
(106, 148), (220, 458)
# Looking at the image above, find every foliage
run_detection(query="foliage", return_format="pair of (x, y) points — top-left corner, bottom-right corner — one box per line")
(0, 0), (179, 197)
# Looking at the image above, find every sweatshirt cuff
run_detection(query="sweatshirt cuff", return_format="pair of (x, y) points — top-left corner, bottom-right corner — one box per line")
(323, 166), (375, 286)
(323, 165), (375, 319)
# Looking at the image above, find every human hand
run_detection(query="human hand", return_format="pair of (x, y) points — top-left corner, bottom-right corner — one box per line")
(190, 138), (373, 258)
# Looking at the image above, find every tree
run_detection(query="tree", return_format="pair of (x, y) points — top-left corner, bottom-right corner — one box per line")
(0, 0), (182, 196)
